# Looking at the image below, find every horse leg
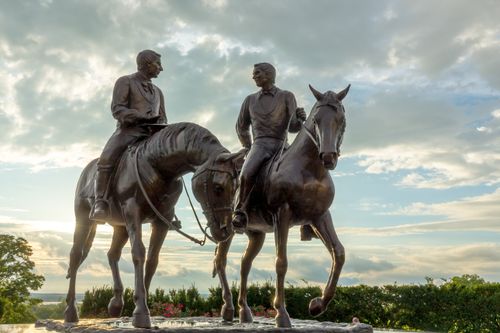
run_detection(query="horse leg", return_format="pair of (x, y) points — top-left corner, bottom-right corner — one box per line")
(107, 226), (129, 317)
(213, 235), (235, 321)
(79, 223), (96, 266)
(309, 211), (345, 317)
(64, 217), (96, 323)
(123, 200), (150, 328)
(144, 220), (169, 294)
(238, 230), (266, 323)
(273, 207), (291, 328)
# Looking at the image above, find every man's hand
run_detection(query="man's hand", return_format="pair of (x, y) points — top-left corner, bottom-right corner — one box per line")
(146, 115), (160, 123)
(296, 107), (307, 121)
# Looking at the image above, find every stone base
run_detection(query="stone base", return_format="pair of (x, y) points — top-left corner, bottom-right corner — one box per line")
(36, 316), (373, 333)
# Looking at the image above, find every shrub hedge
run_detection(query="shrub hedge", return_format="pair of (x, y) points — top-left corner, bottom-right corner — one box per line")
(79, 275), (499, 333)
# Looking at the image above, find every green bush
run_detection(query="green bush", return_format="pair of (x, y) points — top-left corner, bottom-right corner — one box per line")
(79, 275), (500, 332)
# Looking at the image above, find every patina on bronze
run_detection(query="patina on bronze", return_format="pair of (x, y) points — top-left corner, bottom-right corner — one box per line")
(90, 49), (166, 221)
(232, 63), (306, 230)
(64, 122), (239, 328)
(64, 50), (237, 328)
(193, 83), (350, 328)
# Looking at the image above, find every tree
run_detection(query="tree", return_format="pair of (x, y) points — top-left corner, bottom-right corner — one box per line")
(0, 234), (45, 323)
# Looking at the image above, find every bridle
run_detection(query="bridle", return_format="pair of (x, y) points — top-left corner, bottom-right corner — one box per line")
(302, 102), (345, 156)
(191, 165), (238, 234)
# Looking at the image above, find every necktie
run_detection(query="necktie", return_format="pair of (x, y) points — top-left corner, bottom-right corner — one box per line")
(142, 81), (154, 94)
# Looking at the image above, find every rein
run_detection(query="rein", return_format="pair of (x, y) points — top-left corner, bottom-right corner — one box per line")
(181, 176), (216, 244)
(133, 148), (208, 246)
(302, 123), (320, 149)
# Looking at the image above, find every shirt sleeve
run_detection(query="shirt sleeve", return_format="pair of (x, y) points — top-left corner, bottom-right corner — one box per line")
(286, 91), (302, 133)
(158, 89), (167, 124)
(111, 76), (144, 126)
(235, 96), (252, 148)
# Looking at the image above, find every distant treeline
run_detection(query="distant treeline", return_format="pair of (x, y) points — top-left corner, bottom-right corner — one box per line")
(75, 274), (499, 333)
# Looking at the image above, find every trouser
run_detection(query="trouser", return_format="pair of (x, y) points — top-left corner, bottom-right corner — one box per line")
(95, 126), (150, 199)
(233, 137), (283, 214)
(97, 127), (150, 170)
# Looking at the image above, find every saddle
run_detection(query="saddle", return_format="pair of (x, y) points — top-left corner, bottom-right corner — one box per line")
(83, 124), (171, 223)
(240, 143), (317, 240)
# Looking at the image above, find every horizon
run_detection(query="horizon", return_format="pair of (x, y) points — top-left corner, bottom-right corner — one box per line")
(1, 0), (499, 294)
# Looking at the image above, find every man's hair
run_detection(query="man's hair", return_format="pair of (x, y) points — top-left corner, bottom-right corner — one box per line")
(136, 50), (161, 71)
(254, 62), (276, 84)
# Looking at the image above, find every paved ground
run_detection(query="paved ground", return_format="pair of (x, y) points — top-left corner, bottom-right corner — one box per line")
(37, 316), (374, 333)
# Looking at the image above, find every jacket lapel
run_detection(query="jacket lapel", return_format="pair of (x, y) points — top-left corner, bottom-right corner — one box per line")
(133, 79), (154, 103)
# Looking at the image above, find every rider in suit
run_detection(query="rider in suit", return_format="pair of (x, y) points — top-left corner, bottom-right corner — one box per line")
(90, 49), (166, 221)
(232, 63), (307, 230)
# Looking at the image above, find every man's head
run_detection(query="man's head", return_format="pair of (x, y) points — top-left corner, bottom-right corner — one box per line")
(137, 50), (163, 79)
(253, 62), (276, 88)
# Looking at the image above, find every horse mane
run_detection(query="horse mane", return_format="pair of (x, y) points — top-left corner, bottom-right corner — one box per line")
(139, 122), (227, 163)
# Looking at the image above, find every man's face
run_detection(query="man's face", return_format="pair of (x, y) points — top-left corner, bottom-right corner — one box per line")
(252, 67), (270, 88)
(145, 57), (163, 79)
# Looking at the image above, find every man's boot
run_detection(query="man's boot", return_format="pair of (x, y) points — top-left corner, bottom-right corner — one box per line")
(89, 168), (111, 222)
(231, 185), (248, 232)
(231, 211), (247, 233)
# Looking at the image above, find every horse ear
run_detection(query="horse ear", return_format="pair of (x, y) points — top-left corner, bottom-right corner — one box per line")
(309, 84), (324, 101)
(216, 148), (246, 170)
(336, 84), (351, 101)
(231, 150), (246, 171)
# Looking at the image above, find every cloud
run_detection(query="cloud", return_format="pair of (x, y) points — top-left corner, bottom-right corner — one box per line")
(340, 188), (500, 236)
(1, 0), (500, 292)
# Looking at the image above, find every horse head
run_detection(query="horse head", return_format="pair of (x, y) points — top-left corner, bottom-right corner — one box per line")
(191, 149), (245, 242)
(306, 84), (350, 170)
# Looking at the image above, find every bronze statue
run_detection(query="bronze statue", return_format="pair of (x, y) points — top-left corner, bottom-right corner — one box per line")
(194, 84), (350, 328)
(64, 53), (349, 329)
(232, 63), (306, 231)
(90, 50), (166, 221)
(64, 122), (237, 328)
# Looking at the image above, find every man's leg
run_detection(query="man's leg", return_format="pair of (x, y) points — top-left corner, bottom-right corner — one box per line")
(91, 165), (113, 221)
(90, 129), (146, 221)
(232, 144), (272, 230)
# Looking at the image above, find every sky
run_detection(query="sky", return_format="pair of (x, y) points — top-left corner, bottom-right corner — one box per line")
(0, 0), (499, 294)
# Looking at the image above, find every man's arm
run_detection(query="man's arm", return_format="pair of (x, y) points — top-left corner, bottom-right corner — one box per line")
(286, 92), (303, 133)
(111, 76), (148, 126)
(157, 89), (167, 124)
(236, 96), (252, 148)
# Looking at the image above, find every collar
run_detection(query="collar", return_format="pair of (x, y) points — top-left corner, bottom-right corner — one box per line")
(258, 86), (278, 98)
(135, 71), (152, 83)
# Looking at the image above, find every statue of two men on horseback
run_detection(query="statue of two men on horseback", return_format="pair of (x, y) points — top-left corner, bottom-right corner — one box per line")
(67, 50), (349, 329)
(91, 50), (167, 221)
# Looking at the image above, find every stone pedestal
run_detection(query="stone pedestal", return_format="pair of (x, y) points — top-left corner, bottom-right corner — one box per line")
(37, 316), (373, 333)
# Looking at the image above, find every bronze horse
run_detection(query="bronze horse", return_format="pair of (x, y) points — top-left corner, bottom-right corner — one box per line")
(63, 122), (239, 328)
(193, 84), (350, 328)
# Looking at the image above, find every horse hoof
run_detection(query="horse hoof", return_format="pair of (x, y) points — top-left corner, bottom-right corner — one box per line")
(309, 297), (324, 317)
(221, 304), (234, 322)
(275, 313), (292, 328)
(108, 296), (124, 317)
(63, 304), (79, 323)
(239, 306), (253, 323)
(132, 313), (151, 328)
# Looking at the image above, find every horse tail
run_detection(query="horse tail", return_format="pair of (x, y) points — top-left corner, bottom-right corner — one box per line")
(74, 158), (98, 220)
(212, 258), (218, 278)
(212, 244), (219, 278)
